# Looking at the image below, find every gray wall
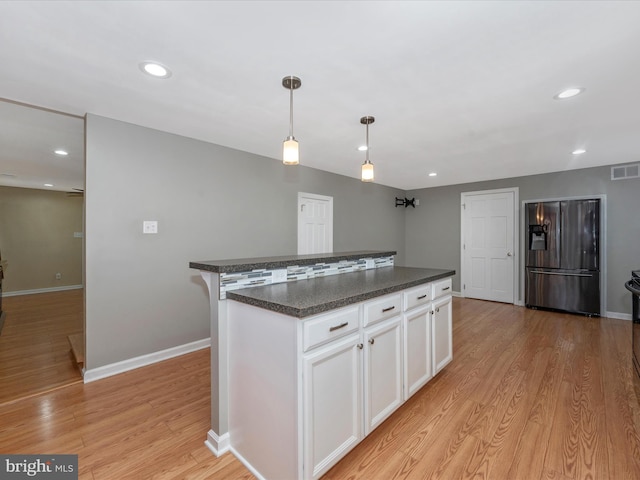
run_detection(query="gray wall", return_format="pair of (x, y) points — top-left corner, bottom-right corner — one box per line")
(85, 114), (405, 370)
(405, 164), (640, 315)
(0, 186), (83, 292)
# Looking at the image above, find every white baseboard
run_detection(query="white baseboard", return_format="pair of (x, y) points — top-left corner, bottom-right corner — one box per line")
(453, 291), (523, 306)
(3, 284), (83, 297)
(606, 311), (632, 321)
(229, 446), (267, 480)
(205, 429), (230, 457)
(83, 337), (210, 383)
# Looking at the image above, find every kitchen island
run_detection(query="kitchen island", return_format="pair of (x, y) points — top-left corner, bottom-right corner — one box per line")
(190, 251), (454, 480)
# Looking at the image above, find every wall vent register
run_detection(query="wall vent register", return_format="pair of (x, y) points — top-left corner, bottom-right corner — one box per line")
(611, 163), (639, 181)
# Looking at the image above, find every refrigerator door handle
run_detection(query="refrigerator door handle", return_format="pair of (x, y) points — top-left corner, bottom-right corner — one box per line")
(530, 270), (593, 278)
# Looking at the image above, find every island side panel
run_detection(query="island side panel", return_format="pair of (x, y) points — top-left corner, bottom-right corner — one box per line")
(199, 271), (230, 455)
(228, 300), (299, 480)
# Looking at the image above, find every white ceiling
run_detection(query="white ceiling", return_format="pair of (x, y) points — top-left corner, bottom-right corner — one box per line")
(1, 0), (639, 191)
(0, 101), (84, 192)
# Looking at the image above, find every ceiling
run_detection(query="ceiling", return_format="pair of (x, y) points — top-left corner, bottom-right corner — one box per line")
(1, 1), (639, 191)
(0, 101), (84, 192)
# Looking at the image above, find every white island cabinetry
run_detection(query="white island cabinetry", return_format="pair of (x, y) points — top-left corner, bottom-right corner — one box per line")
(402, 284), (433, 399)
(304, 292), (405, 478)
(302, 306), (362, 480)
(432, 278), (453, 374)
(227, 277), (453, 480)
(362, 293), (403, 436)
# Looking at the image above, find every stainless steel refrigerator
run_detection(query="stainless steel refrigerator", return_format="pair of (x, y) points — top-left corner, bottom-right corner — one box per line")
(525, 199), (601, 316)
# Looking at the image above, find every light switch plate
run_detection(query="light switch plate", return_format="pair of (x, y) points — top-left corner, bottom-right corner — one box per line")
(143, 221), (158, 234)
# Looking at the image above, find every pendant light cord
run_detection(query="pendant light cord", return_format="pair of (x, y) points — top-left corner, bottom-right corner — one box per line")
(289, 83), (294, 138)
(365, 122), (370, 163)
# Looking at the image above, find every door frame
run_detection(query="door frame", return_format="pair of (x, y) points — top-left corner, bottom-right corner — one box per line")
(460, 187), (519, 305)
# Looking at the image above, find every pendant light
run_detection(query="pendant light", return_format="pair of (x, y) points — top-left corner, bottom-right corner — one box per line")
(360, 116), (375, 182)
(282, 75), (301, 165)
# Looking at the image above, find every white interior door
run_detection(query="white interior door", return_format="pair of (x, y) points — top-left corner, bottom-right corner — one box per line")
(462, 189), (517, 304)
(298, 193), (333, 255)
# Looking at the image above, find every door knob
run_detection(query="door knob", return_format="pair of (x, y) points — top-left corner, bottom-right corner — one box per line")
(507, 252), (513, 257)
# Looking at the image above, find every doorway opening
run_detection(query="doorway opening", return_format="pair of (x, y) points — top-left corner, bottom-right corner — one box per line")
(0, 99), (85, 405)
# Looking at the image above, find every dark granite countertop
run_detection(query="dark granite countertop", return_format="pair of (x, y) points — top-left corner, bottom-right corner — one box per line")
(190, 250), (397, 274)
(226, 266), (455, 318)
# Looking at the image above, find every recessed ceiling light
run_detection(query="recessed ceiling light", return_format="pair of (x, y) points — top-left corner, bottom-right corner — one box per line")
(54, 149), (68, 156)
(554, 87), (585, 100)
(358, 145), (368, 151)
(44, 183), (54, 187)
(139, 61), (172, 79)
(428, 172), (437, 177)
(572, 148), (586, 155)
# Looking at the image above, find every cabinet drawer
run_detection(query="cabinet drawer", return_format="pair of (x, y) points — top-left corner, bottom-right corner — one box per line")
(363, 293), (402, 327)
(303, 306), (360, 352)
(403, 284), (431, 311)
(432, 278), (452, 299)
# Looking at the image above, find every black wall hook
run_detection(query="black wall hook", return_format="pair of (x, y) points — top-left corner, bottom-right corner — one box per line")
(395, 197), (416, 208)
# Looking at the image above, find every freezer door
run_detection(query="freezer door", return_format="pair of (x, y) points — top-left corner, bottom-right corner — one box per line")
(526, 202), (560, 268)
(560, 199), (600, 270)
(525, 268), (600, 315)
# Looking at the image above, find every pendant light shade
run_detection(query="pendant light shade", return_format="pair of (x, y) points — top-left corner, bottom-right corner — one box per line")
(282, 76), (301, 165)
(283, 137), (299, 165)
(361, 161), (374, 182)
(360, 116), (375, 182)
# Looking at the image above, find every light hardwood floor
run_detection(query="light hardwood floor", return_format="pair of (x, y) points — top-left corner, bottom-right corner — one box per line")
(0, 289), (83, 405)
(1, 297), (639, 479)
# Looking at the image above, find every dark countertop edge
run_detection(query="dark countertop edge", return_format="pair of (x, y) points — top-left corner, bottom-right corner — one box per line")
(226, 268), (455, 318)
(189, 250), (397, 273)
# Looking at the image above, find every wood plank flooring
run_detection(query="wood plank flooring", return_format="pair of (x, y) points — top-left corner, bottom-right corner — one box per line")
(1, 297), (639, 479)
(0, 289), (83, 405)
(68, 332), (85, 365)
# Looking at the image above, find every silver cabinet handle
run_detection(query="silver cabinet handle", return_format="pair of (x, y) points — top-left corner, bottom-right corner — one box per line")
(382, 306), (395, 313)
(507, 252), (513, 257)
(442, 286), (450, 291)
(357, 343), (363, 350)
(329, 322), (348, 332)
(369, 338), (375, 345)
(436, 307), (440, 313)
(417, 294), (428, 300)
(530, 270), (592, 278)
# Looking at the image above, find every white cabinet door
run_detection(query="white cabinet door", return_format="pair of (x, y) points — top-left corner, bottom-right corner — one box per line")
(363, 316), (403, 435)
(303, 333), (362, 480)
(432, 295), (453, 375)
(403, 305), (432, 399)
